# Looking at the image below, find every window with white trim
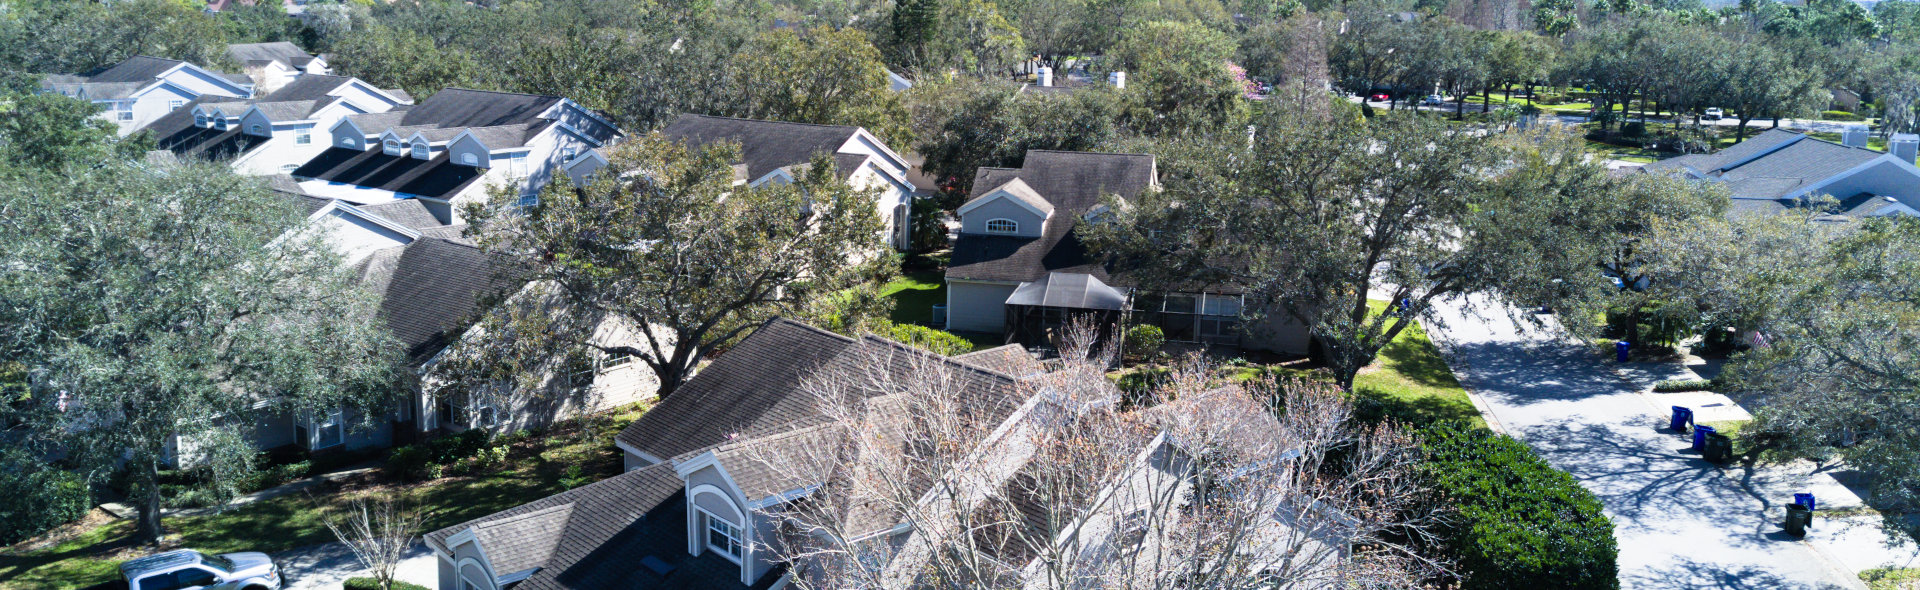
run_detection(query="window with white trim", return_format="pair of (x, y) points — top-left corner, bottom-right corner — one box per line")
(985, 218), (1018, 234)
(168, 100), (184, 111)
(706, 513), (743, 560)
(460, 152), (478, 166)
(215, 117), (228, 131)
(115, 101), (133, 121)
(340, 135), (355, 147)
(411, 141), (428, 160)
(194, 112), (208, 128)
(507, 152), (530, 178)
(383, 138), (402, 155)
(560, 147), (577, 162)
(301, 409), (344, 449)
(247, 123), (264, 136)
(280, 164), (299, 173)
(295, 129), (311, 145)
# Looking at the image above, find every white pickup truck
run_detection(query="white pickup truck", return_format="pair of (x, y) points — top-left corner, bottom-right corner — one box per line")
(114, 550), (282, 590)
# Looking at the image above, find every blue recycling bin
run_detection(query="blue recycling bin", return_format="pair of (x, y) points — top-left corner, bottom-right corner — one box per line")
(1670, 406), (1693, 432)
(1616, 340), (1631, 363)
(1794, 493), (1816, 512)
(1693, 424), (1716, 452)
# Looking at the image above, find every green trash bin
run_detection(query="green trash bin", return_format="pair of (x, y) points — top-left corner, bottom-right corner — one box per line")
(1704, 432), (1734, 463)
(1785, 503), (1812, 537)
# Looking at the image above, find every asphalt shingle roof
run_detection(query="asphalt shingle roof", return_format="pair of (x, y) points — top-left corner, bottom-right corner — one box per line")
(953, 345), (1047, 378)
(349, 236), (502, 362)
(615, 319), (857, 461)
(660, 114), (862, 181)
(80, 55), (184, 84)
(423, 463), (781, 590)
(226, 42), (317, 69)
(948, 150), (1157, 283)
(400, 88), (563, 130)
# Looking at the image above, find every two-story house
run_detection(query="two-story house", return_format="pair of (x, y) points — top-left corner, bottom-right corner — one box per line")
(944, 150), (1310, 354)
(659, 114), (918, 250)
(41, 55), (255, 136)
(185, 187), (659, 459)
(226, 42), (333, 95)
(292, 88), (622, 225)
(141, 75), (413, 175)
(421, 318), (1328, 590)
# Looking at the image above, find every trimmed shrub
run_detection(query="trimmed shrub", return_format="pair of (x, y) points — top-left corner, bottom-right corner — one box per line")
(343, 577), (431, 590)
(0, 451), (91, 545)
(1421, 423), (1618, 590)
(1821, 110), (1863, 122)
(1622, 121), (1647, 137)
(1653, 378), (1714, 392)
(386, 428), (497, 482)
(1124, 325), (1165, 360)
(881, 322), (975, 356)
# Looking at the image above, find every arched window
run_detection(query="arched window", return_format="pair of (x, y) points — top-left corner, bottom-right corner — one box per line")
(985, 218), (1018, 234)
(411, 141), (428, 160)
(247, 124), (263, 136)
(460, 153), (479, 166)
(383, 139), (401, 155)
(193, 112), (207, 128)
(214, 117), (228, 131)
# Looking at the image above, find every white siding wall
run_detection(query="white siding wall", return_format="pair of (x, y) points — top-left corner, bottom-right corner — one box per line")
(232, 122), (324, 176)
(108, 85), (197, 136)
(947, 280), (1018, 333)
(1798, 158), (1920, 203)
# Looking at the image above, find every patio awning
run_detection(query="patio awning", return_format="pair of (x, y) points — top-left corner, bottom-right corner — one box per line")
(1005, 272), (1129, 311)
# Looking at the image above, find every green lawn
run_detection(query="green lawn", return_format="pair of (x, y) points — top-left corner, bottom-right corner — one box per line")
(882, 269), (945, 327)
(0, 403), (649, 590)
(1861, 567), (1920, 590)
(1351, 301), (1484, 428)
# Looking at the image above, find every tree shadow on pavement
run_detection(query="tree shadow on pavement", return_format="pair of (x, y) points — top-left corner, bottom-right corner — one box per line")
(1622, 556), (1855, 590)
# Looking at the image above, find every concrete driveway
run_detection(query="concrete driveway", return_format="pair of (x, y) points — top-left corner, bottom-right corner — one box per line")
(1424, 294), (1873, 589)
(270, 541), (436, 590)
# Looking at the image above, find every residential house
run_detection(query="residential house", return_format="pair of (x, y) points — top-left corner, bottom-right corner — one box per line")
(945, 150), (1311, 354)
(659, 114), (918, 250)
(178, 187), (657, 459)
(1635, 128), (1920, 220)
(226, 42), (334, 95)
(41, 55), (255, 136)
(141, 74), (413, 176)
(292, 88), (621, 225)
(422, 318), (1327, 590)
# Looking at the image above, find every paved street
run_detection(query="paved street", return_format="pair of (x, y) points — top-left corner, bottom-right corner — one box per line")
(1423, 293), (1901, 590)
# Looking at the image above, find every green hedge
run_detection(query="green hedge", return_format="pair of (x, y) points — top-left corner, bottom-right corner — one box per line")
(344, 577), (431, 590)
(0, 450), (91, 545)
(1421, 423), (1618, 590)
(880, 321), (975, 356)
(1821, 110), (1863, 122)
(1653, 378), (1714, 392)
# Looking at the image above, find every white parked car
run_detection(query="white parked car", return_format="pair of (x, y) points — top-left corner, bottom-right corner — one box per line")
(119, 550), (282, 590)
(1423, 94), (1446, 106)
(1703, 107), (1724, 120)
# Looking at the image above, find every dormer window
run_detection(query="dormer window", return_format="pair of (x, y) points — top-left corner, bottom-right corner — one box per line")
(214, 117), (228, 131)
(247, 124), (264, 136)
(411, 141), (428, 160)
(985, 218), (1019, 235)
(383, 139), (402, 155)
(340, 136), (355, 147)
(706, 514), (742, 560)
(460, 153), (479, 166)
(194, 112), (208, 128)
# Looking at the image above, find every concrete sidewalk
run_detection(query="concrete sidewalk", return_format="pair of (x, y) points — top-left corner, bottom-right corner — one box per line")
(1423, 294), (1908, 589)
(270, 540), (437, 590)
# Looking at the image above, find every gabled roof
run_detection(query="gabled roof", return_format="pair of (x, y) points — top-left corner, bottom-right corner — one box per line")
(80, 55), (185, 84)
(661, 114), (864, 181)
(226, 42), (319, 69)
(948, 150), (1158, 283)
(349, 236), (502, 362)
(958, 177), (1054, 218)
(399, 88), (564, 129)
(424, 462), (779, 590)
(259, 74), (357, 102)
(953, 345), (1047, 378)
(615, 319), (857, 461)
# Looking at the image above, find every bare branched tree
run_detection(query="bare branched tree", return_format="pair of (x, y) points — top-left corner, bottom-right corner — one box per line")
(321, 495), (424, 590)
(739, 327), (1443, 590)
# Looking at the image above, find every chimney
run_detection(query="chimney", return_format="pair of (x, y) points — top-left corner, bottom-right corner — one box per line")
(1036, 66), (1052, 87)
(1108, 71), (1126, 89)
(1894, 133), (1920, 164)
(1842, 125), (1869, 148)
